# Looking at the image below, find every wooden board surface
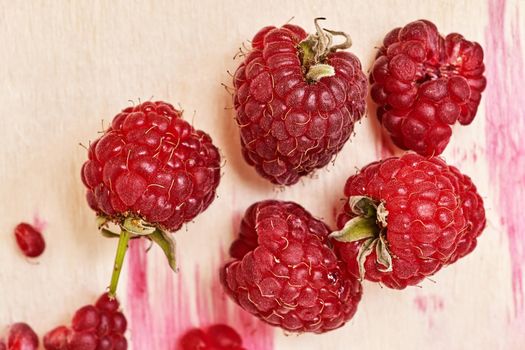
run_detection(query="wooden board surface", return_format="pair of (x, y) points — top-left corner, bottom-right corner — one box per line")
(1, 0), (524, 349)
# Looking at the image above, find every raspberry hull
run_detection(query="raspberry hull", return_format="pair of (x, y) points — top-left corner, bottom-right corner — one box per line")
(370, 20), (486, 156)
(222, 200), (362, 333)
(233, 21), (367, 185)
(333, 154), (486, 289)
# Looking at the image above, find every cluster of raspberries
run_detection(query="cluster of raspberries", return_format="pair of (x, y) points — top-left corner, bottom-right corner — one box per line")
(0, 294), (127, 350)
(71, 17), (486, 345)
(219, 19), (486, 334)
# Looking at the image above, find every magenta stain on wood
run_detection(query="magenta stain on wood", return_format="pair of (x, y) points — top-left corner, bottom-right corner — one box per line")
(159, 268), (192, 349)
(127, 239), (155, 349)
(414, 295), (444, 314)
(414, 295), (444, 329)
(485, 0), (525, 317)
(32, 213), (48, 232)
(193, 251), (274, 350)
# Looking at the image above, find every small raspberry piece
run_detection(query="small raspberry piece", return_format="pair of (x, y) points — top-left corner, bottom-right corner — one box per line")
(233, 19), (367, 185)
(370, 20), (486, 156)
(332, 154), (486, 289)
(221, 200), (362, 333)
(7, 323), (39, 350)
(14, 223), (45, 258)
(43, 326), (71, 350)
(179, 324), (245, 350)
(44, 293), (128, 350)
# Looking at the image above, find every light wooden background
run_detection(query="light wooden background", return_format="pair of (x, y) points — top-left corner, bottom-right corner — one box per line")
(1, 0), (523, 349)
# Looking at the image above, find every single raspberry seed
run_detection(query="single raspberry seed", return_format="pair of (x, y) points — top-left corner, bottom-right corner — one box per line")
(14, 223), (45, 258)
(233, 18), (367, 185)
(370, 20), (486, 156)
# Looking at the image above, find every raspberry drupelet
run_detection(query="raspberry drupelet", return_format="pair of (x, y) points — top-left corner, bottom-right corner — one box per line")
(370, 20), (486, 156)
(221, 200), (362, 333)
(179, 324), (245, 350)
(81, 101), (221, 296)
(233, 18), (367, 185)
(14, 223), (45, 258)
(331, 153), (486, 289)
(5, 323), (39, 350)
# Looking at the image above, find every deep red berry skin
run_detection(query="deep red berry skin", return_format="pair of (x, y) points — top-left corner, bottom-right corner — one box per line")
(179, 324), (245, 350)
(44, 294), (128, 350)
(72, 306), (100, 332)
(446, 166), (486, 263)
(179, 329), (209, 350)
(7, 323), (39, 350)
(222, 200), (362, 333)
(370, 20), (486, 156)
(68, 332), (97, 350)
(14, 223), (45, 258)
(81, 101), (221, 232)
(43, 326), (71, 350)
(334, 154), (486, 289)
(233, 24), (367, 185)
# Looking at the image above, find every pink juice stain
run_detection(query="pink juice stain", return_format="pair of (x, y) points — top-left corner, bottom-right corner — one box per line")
(128, 243), (274, 349)
(127, 240), (155, 349)
(32, 213), (48, 232)
(414, 294), (444, 329)
(485, 0), (525, 318)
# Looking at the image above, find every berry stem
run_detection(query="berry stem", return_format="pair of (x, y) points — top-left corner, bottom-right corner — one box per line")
(108, 228), (131, 298)
(298, 17), (352, 82)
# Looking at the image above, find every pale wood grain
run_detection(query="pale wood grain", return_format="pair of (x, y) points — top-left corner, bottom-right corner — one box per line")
(0, 0), (522, 349)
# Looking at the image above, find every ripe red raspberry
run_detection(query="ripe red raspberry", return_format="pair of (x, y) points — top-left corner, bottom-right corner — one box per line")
(331, 154), (486, 289)
(179, 324), (245, 350)
(221, 200), (362, 333)
(43, 293), (128, 350)
(14, 223), (45, 258)
(370, 20), (486, 156)
(5, 323), (39, 350)
(233, 18), (367, 185)
(81, 100), (221, 295)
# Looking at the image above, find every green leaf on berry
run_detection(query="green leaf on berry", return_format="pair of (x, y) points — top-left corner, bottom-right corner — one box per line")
(329, 216), (377, 242)
(149, 229), (178, 272)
